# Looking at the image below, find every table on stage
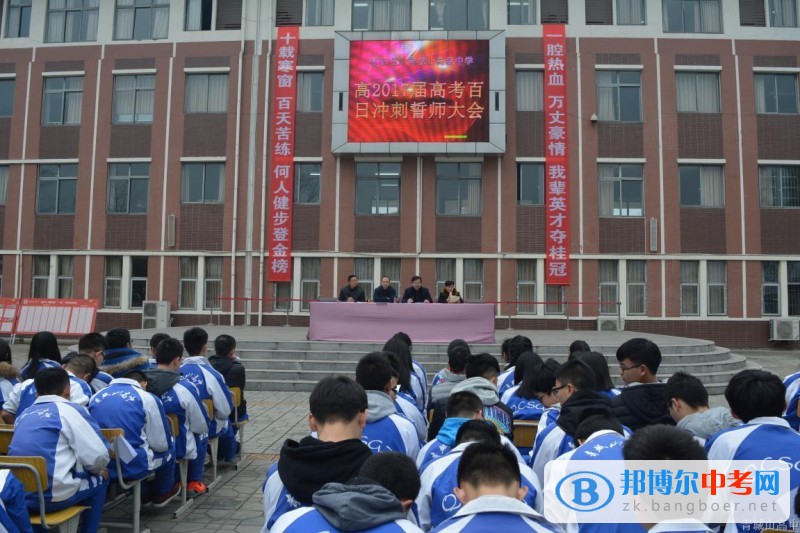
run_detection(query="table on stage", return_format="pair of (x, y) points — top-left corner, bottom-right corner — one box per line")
(307, 302), (496, 343)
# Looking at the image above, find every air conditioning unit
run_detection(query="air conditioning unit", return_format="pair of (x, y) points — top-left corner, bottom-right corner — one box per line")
(770, 319), (800, 341)
(597, 317), (624, 332)
(142, 301), (170, 329)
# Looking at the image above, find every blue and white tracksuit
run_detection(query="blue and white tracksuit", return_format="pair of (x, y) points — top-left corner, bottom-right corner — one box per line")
(0, 469), (33, 533)
(363, 390), (420, 458)
(783, 371), (800, 430)
(429, 495), (558, 533)
(3, 373), (90, 418)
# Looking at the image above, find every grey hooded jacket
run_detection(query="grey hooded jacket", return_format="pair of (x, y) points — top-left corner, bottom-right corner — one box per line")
(313, 482), (408, 531)
(677, 406), (739, 439)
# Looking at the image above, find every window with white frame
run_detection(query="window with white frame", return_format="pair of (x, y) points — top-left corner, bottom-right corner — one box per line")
(464, 259), (483, 302)
(108, 163), (150, 214)
(113, 75), (155, 123)
(297, 72), (323, 113)
(516, 259), (537, 314)
(32, 256), (50, 298)
(707, 260), (726, 315)
(509, 0), (535, 24)
(598, 164), (643, 217)
(516, 71), (543, 112)
(45, 0), (99, 43)
(789, 261), (800, 316)
(306, 0), (334, 25)
(769, 0), (798, 27)
(181, 163), (224, 204)
(38, 164), (77, 215)
(354, 258), (374, 298)
(0, 79), (14, 117)
(762, 261), (780, 316)
(114, 0), (169, 40)
(355, 162), (400, 215)
(295, 163), (321, 204)
(755, 73), (799, 115)
(627, 260), (646, 315)
(300, 258), (320, 311)
(545, 285), (564, 314)
(57, 256), (73, 298)
(436, 259), (456, 296)
(596, 70), (641, 122)
(676, 72), (720, 113)
(436, 163), (482, 216)
(6, 0), (31, 38)
(184, 0), (240, 30)
(130, 256), (147, 308)
(680, 261), (699, 315)
(273, 282), (291, 311)
(679, 165), (724, 207)
(599, 260), (618, 315)
(179, 257), (198, 309)
(0, 166), (8, 205)
(617, 0), (646, 24)
(185, 73), (228, 113)
(204, 257), (222, 309)
(43, 77), (83, 125)
(429, 0), (488, 29)
(663, 0), (721, 32)
(352, 0), (411, 30)
(380, 258), (401, 294)
(518, 163), (544, 205)
(760, 166), (800, 207)
(105, 257), (123, 308)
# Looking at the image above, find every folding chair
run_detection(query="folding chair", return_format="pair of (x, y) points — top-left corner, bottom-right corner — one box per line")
(0, 456), (87, 532)
(512, 420), (539, 450)
(202, 399), (223, 491)
(99, 428), (151, 533)
(229, 386), (247, 469)
(167, 414), (193, 519)
(0, 424), (14, 454)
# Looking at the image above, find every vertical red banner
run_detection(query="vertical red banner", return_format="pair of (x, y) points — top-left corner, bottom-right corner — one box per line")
(268, 26), (300, 282)
(543, 24), (570, 286)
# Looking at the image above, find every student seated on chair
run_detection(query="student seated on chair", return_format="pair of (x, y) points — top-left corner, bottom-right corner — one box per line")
(0, 339), (19, 407)
(9, 367), (110, 533)
(208, 334), (247, 462)
(100, 328), (151, 379)
(144, 338), (210, 500)
(88, 369), (179, 506)
(0, 469), (32, 533)
(78, 332), (112, 393)
(149, 333), (171, 367)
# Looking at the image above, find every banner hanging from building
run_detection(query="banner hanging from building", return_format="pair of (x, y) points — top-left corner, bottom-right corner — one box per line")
(268, 26), (300, 282)
(543, 24), (570, 286)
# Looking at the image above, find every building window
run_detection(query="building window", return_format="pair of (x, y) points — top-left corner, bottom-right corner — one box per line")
(663, 0), (721, 32)
(516, 259), (536, 315)
(43, 77), (83, 125)
(598, 164), (643, 217)
(297, 73), (323, 113)
(707, 260), (726, 315)
(355, 162), (400, 215)
(380, 258), (401, 295)
(436, 259), (456, 296)
(429, 0), (488, 30)
(518, 163), (544, 205)
(541, 0), (568, 22)
(789, 261), (800, 316)
(56, 256), (73, 298)
(508, 0), (535, 24)
(545, 285), (564, 314)
(0, 80), (13, 117)
(185, 0), (212, 30)
(516, 71), (543, 112)
(679, 165), (724, 207)
(354, 258), (374, 297)
(179, 257), (198, 309)
(114, 0), (170, 40)
(760, 166), (800, 207)
(300, 258), (320, 311)
(352, 0), (410, 30)
(464, 259), (483, 302)
(676, 72), (720, 113)
(627, 260), (646, 315)
(130, 256), (147, 308)
(586, 0), (613, 24)
(32, 256), (50, 298)
(436, 162), (482, 216)
(273, 282), (291, 311)
(113, 75), (155, 123)
(216, 0), (243, 29)
(599, 260), (618, 315)
(306, 0), (334, 25)
(45, 0), (99, 43)
(769, 0), (798, 26)
(755, 73), (798, 115)
(762, 261), (780, 316)
(596, 70), (641, 122)
(181, 163), (224, 204)
(617, 0), (646, 24)
(108, 163), (149, 214)
(104, 257), (122, 308)
(185, 74), (228, 113)
(38, 164), (77, 215)
(680, 261), (699, 315)
(295, 163), (320, 204)
(6, 0), (31, 38)
(0, 166), (8, 205)
(204, 257), (222, 309)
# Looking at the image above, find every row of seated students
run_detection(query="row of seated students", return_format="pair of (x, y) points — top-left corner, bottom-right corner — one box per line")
(0, 325), (247, 533)
(261, 332), (800, 533)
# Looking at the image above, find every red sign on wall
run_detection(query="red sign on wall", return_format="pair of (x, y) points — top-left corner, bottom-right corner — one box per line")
(543, 24), (570, 286)
(268, 26), (300, 282)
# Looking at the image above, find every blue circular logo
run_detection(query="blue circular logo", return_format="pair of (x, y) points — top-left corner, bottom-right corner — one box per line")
(555, 471), (614, 512)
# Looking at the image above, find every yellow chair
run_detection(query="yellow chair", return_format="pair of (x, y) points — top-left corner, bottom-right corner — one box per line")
(99, 428), (151, 533)
(0, 456), (87, 532)
(0, 424), (14, 454)
(229, 386), (247, 468)
(513, 420), (539, 449)
(202, 399), (223, 491)
(167, 414), (193, 519)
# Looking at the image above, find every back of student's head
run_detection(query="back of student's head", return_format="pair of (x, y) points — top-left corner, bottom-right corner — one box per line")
(569, 340), (591, 358)
(124, 370), (149, 385)
(78, 332), (107, 355)
(155, 338), (183, 366)
(446, 391), (484, 419)
(385, 351), (410, 392)
(23, 331), (62, 379)
(393, 332), (412, 349)
(309, 375), (368, 424)
(507, 335), (533, 366)
(455, 419), (501, 446)
(725, 369), (785, 423)
(513, 351), (544, 386)
(0, 338), (10, 364)
(457, 441), (521, 489)
(64, 354), (96, 377)
(517, 358), (560, 399)
(355, 352), (394, 392)
(105, 328), (131, 349)
(616, 338), (662, 374)
(574, 413), (624, 443)
(574, 351), (614, 390)
(149, 332), (171, 351)
(465, 353), (500, 380)
(182, 327), (208, 356)
(34, 367), (70, 397)
(214, 334), (237, 357)
(448, 338), (470, 355)
(383, 337), (413, 372)
(623, 424), (707, 461)
(359, 452), (421, 502)
(447, 345), (471, 374)
(664, 371), (709, 409)
(554, 359), (597, 392)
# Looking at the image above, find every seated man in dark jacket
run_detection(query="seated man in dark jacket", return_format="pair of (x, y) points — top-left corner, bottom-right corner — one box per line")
(611, 338), (674, 431)
(372, 276), (397, 303)
(338, 274), (366, 302)
(401, 275), (432, 303)
(208, 334), (247, 462)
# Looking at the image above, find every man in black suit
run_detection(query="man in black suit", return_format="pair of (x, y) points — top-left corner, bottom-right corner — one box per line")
(402, 276), (432, 303)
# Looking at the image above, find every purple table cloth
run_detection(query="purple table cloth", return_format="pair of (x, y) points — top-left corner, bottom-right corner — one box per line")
(307, 302), (496, 343)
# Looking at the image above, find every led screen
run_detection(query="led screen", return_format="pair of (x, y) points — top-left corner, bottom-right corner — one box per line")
(347, 40), (490, 143)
